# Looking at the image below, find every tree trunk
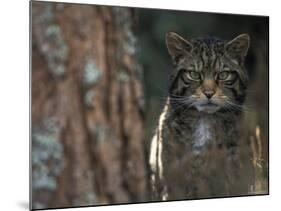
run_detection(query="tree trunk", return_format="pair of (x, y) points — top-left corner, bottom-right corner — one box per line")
(31, 2), (146, 209)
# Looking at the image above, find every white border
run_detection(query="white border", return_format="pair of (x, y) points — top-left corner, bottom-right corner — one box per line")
(0, 0), (278, 210)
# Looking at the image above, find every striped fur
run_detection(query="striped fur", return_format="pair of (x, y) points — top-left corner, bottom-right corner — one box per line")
(149, 33), (253, 200)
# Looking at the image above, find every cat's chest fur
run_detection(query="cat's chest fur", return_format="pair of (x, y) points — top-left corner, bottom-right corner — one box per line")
(150, 105), (245, 200)
(192, 117), (213, 151)
(167, 110), (225, 154)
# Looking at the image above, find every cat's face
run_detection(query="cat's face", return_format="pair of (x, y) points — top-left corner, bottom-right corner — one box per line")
(166, 32), (250, 114)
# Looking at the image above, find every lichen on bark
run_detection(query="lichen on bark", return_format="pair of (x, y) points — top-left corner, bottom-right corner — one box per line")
(33, 3), (69, 78)
(32, 118), (64, 209)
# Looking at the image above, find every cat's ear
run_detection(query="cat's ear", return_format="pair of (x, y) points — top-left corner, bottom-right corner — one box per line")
(166, 32), (193, 63)
(225, 34), (250, 61)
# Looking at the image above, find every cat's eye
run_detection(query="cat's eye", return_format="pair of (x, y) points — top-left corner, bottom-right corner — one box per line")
(217, 71), (238, 86)
(222, 66), (231, 71)
(187, 71), (201, 81)
(217, 71), (229, 80)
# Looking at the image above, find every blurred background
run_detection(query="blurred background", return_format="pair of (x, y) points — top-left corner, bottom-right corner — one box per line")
(31, 1), (268, 209)
(137, 8), (269, 148)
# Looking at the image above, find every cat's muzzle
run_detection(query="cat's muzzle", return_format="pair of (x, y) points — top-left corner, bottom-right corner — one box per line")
(195, 101), (220, 114)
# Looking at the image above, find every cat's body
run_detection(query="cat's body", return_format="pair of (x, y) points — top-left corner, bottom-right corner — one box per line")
(149, 33), (253, 200)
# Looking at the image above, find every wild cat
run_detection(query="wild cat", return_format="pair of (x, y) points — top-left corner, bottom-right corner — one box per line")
(149, 32), (254, 200)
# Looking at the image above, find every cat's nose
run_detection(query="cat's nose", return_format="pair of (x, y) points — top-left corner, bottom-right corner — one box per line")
(204, 90), (215, 99)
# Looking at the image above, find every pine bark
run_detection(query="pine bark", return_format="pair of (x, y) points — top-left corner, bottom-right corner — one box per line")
(31, 2), (146, 209)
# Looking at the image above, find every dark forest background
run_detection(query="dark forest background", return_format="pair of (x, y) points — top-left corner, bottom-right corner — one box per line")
(31, 1), (268, 210)
(137, 8), (268, 149)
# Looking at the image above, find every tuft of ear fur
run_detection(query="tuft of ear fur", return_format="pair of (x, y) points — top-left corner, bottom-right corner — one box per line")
(225, 34), (250, 61)
(166, 32), (193, 63)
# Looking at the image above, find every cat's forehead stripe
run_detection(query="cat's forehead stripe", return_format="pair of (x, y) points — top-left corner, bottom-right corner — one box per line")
(195, 42), (220, 71)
